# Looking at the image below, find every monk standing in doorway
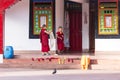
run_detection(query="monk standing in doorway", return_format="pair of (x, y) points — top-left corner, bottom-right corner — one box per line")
(56, 26), (64, 54)
(40, 24), (51, 55)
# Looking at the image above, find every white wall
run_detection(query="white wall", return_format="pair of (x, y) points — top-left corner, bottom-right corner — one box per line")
(5, 0), (41, 50)
(5, 0), (89, 51)
(5, 0), (64, 51)
(95, 39), (120, 51)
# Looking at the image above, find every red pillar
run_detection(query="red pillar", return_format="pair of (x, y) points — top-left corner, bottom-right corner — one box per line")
(0, 0), (18, 55)
(0, 10), (3, 54)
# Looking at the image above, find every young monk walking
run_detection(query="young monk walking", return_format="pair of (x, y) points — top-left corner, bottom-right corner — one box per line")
(56, 26), (64, 54)
(40, 24), (51, 55)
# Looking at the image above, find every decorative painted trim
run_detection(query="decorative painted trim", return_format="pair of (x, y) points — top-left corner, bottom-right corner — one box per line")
(96, 0), (120, 38)
(29, 0), (55, 39)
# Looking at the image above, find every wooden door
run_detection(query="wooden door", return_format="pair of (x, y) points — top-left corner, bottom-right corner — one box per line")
(69, 11), (82, 52)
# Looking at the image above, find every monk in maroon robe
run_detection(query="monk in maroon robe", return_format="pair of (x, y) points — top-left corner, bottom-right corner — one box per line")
(56, 27), (64, 54)
(40, 24), (51, 55)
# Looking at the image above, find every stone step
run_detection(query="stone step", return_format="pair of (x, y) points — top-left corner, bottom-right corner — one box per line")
(3, 58), (81, 64)
(96, 59), (120, 65)
(91, 59), (120, 70)
(0, 63), (81, 69)
(1, 58), (82, 69)
(89, 58), (120, 65)
(91, 64), (120, 70)
(5, 57), (120, 70)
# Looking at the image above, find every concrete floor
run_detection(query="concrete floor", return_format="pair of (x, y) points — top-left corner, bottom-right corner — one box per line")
(14, 51), (120, 60)
(0, 68), (120, 80)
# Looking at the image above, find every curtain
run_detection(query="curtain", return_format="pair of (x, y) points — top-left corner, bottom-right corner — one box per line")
(64, 11), (70, 48)
(49, 32), (55, 50)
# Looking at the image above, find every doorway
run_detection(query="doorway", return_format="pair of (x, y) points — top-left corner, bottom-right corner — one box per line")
(69, 11), (82, 52)
(64, 1), (82, 52)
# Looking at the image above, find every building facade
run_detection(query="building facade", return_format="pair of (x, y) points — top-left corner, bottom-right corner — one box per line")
(0, 0), (120, 63)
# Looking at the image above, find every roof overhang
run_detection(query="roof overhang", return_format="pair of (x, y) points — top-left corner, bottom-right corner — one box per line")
(0, 0), (21, 11)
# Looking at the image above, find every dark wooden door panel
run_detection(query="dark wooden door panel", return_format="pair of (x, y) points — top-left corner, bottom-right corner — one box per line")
(69, 11), (82, 51)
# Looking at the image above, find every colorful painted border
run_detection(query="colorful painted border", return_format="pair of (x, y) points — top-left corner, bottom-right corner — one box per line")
(98, 0), (119, 35)
(29, 0), (55, 39)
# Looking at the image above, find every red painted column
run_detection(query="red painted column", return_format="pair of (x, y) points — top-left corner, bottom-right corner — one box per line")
(0, 10), (3, 54)
(0, 0), (18, 55)
(0, 0), (19, 55)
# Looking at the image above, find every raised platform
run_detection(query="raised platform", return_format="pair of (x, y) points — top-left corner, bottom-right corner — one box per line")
(1, 51), (120, 70)
(91, 51), (120, 70)
(1, 52), (89, 69)
(2, 52), (82, 69)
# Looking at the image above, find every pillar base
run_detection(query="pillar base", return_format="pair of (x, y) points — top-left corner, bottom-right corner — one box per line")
(0, 54), (3, 63)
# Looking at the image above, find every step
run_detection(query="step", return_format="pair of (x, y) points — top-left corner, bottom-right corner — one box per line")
(3, 58), (81, 64)
(1, 58), (82, 69)
(0, 63), (81, 69)
(96, 59), (120, 65)
(91, 64), (120, 70)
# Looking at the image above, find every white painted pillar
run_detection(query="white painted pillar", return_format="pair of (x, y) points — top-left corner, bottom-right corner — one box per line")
(55, 0), (64, 31)
(82, 3), (89, 51)
(0, 54), (3, 63)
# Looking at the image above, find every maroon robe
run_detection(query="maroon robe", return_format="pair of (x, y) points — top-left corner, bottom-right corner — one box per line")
(40, 29), (50, 52)
(56, 32), (64, 51)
